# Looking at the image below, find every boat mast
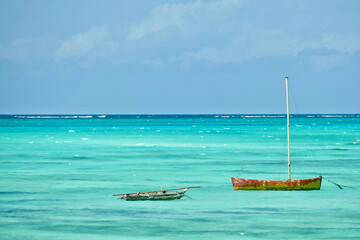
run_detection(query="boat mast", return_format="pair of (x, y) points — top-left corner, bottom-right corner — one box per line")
(286, 77), (291, 180)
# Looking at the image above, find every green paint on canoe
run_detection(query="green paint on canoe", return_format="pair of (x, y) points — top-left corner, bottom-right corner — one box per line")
(233, 179), (322, 191)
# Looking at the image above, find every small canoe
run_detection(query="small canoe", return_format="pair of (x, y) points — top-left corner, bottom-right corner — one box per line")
(114, 186), (200, 201)
(231, 78), (323, 191)
(119, 189), (187, 201)
(231, 176), (322, 191)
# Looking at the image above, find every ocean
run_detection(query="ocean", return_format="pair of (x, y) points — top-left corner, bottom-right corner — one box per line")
(0, 114), (359, 239)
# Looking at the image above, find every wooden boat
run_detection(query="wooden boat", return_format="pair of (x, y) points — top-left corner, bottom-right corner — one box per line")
(113, 186), (200, 201)
(231, 77), (322, 191)
(232, 176), (322, 190)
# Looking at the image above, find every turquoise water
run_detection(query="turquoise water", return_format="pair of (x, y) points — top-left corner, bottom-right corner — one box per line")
(0, 115), (359, 239)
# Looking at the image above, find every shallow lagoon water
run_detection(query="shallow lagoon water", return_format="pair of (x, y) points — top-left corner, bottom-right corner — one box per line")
(0, 115), (359, 239)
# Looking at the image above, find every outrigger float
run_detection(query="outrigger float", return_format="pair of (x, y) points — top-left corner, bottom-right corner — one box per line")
(113, 186), (200, 201)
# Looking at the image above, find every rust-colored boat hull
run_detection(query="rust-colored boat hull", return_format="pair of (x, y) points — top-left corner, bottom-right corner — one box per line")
(231, 176), (322, 190)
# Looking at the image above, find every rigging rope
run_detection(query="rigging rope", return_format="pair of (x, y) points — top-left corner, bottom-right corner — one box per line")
(322, 176), (356, 189)
(288, 79), (354, 190)
(289, 81), (321, 175)
(237, 162), (247, 178)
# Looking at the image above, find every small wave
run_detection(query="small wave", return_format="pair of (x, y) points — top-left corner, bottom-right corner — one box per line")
(244, 115), (285, 118)
(13, 115), (95, 119)
(15, 116), (62, 119)
(321, 115), (344, 118)
(0, 191), (43, 195)
(332, 148), (348, 151)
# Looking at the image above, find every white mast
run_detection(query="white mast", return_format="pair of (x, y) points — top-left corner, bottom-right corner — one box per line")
(286, 77), (291, 180)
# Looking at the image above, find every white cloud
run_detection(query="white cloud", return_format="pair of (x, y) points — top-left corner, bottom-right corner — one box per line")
(0, 37), (51, 61)
(54, 25), (117, 60)
(320, 34), (360, 54)
(128, 0), (240, 41)
(181, 26), (360, 65)
(125, 1), (360, 70)
(310, 55), (345, 71)
(2, 1), (358, 71)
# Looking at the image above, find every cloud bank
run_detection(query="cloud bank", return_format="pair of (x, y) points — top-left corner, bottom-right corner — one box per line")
(182, 28), (360, 64)
(1, 0), (359, 71)
(125, 0), (360, 69)
(0, 36), (52, 61)
(128, 0), (240, 41)
(54, 25), (117, 60)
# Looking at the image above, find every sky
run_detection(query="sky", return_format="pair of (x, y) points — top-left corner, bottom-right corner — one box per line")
(0, 0), (359, 114)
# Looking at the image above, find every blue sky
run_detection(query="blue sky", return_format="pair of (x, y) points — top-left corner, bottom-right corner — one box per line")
(0, 0), (359, 114)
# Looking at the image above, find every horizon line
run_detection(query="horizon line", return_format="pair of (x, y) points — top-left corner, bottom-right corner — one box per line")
(1, 113), (359, 116)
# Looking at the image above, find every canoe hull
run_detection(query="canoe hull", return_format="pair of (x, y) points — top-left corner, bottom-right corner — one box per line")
(119, 189), (187, 201)
(231, 176), (322, 190)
